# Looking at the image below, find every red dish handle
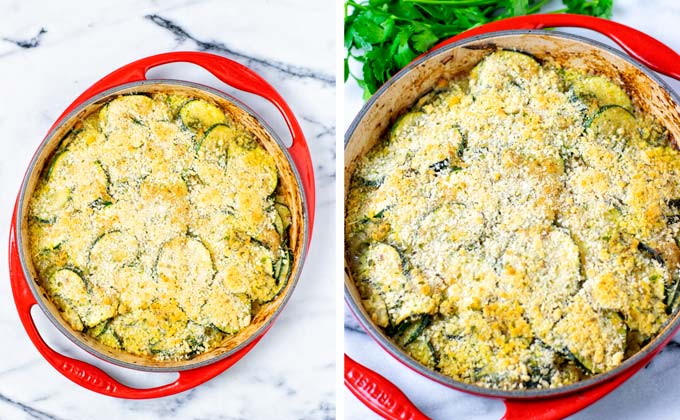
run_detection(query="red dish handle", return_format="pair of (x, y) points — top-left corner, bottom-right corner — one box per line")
(346, 348), (656, 420)
(345, 354), (431, 420)
(9, 208), (264, 398)
(432, 14), (680, 81)
(55, 51), (315, 234)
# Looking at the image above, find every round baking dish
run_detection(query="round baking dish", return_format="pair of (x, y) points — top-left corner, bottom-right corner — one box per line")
(9, 51), (315, 398)
(345, 14), (680, 420)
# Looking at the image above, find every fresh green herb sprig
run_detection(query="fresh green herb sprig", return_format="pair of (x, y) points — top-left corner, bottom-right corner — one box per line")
(345, 0), (613, 99)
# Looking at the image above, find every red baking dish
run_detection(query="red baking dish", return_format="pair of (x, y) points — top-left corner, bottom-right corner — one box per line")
(344, 14), (680, 420)
(8, 51), (315, 398)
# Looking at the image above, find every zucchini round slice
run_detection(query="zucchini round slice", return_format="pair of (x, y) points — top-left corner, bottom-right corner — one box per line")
(196, 123), (235, 167)
(99, 95), (154, 128)
(549, 295), (626, 374)
(229, 145), (278, 195)
(99, 95), (154, 147)
(246, 240), (278, 302)
(88, 231), (139, 290)
(405, 337), (437, 370)
(273, 211), (285, 238)
(390, 111), (422, 141)
(45, 268), (89, 330)
(30, 183), (70, 224)
(179, 99), (227, 132)
(156, 236), (215, 322)
(275, 203), (292, 232)
(471, 50), (540, 90)
(272, 249), (292, 295)
(586, 105), (637, 139)
(111, 306), (189, 357)
(204, 291), (251, 334)
(45, 267), (117, 329)
(573, 76), (632, 111)
(357, 243), (433, 325)
(44, 149), (71, 181)
(393, 315), (431, 346)
(415, 203), (484, 255)
(86, 319), (110, 338)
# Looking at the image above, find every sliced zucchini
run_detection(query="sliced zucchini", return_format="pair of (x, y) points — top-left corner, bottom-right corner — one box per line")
(111, 306), (188, 356)
(415, 203), (483, 254)
(45, 267), (116, 330)
(550, 295), (627, 374)
(45, 268), (88, 331)
(275, 203), (292, 232)
(390, 111), (422, 140)
(44, 149), (70, 181)
(30, 183), (70, 223)
(156, 236), (215, 322)
(405, 338), (437, 370)
(276, 250), (291, 286)
(569, 312), (627, 374)
(45, 267), (89, 301)
(471, 50), (541, 90)
(273, 211), (285, 237)
(99, 95), (154, 129)
(585, 105), (637, 139)
(97, 326), (122, 349)
(99, 95), (154, 148)
(573, 75), (632, 111)
(393, 315), (431, 346)
(205, 291), (251, 334)
(353, 141), (395, 188)
(86, 319), (111, 338)
(161, 93), (190, 120)
(354, 173), (384, 188)
(244, 235), (286, 299)
(361, 293), (390, 328)
(357, 243), (433, 325)
(88, 231), (139, 277)
(196, 123), (235, 166)
(179, 99), (226, 132)
(229, 145), (278, 195)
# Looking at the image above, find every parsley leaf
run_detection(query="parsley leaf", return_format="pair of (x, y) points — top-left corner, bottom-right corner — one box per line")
(345, 0), (615, 98)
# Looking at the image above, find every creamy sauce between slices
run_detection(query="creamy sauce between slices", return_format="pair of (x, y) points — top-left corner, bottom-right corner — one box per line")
(28, 93), (293, 360)
(346, 50), (679, 390)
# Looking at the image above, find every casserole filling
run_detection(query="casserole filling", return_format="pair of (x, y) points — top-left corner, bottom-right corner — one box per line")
(28, 93), (293, 360)
(346, 50), (679, 389)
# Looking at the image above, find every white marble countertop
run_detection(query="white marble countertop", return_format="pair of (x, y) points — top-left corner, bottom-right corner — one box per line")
(0, 1), (335, 419)
(344, 0), (680, 419)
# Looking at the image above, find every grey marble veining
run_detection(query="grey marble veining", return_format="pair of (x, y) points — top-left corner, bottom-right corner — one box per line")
(0, 1), (335, 419)
(344, 0), (680, 418)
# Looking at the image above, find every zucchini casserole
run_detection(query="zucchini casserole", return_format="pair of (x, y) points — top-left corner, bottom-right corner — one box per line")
(28, 93), (293, 360)
(346, 50), (680, 389)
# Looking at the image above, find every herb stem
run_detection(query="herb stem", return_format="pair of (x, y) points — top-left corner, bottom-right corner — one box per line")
(527, 0), (551, 13)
